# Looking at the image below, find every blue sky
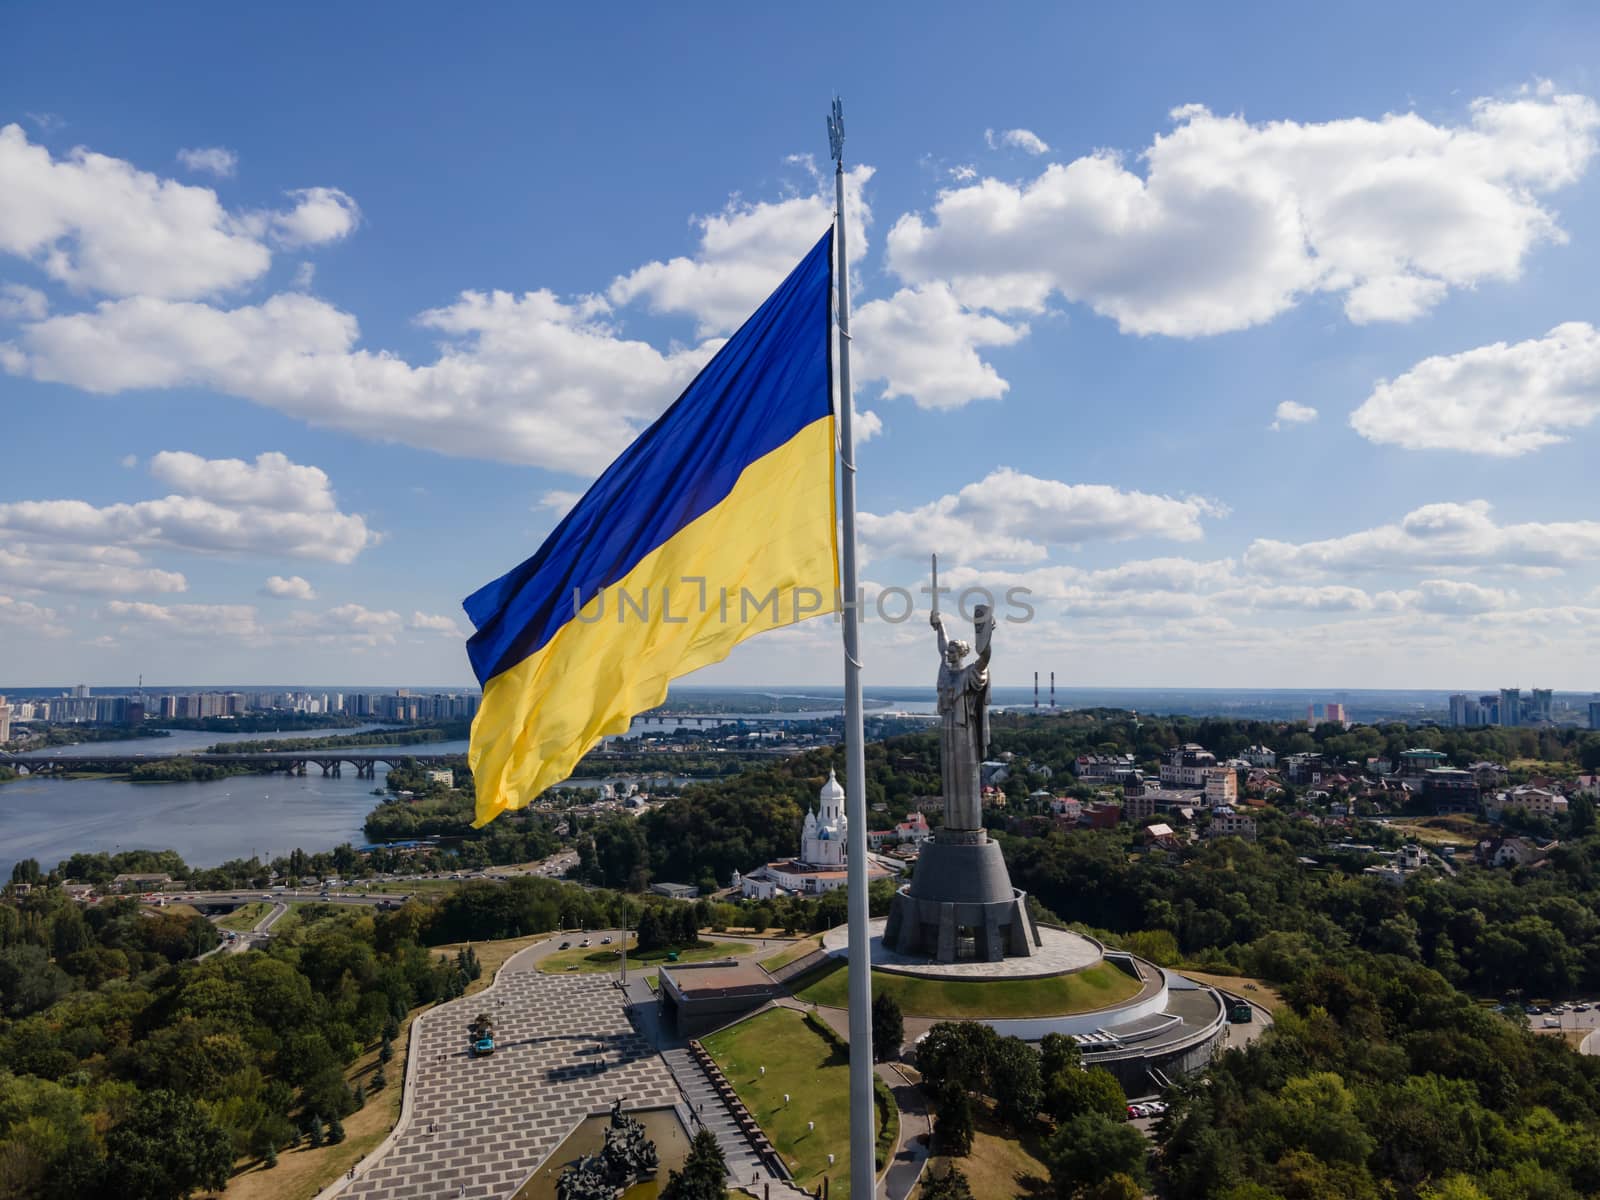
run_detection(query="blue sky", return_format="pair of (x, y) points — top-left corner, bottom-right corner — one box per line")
(5, 2), (1600, 690)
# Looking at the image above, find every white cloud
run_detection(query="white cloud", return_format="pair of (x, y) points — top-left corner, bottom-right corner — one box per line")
(853, 409), (883, 445)
(538, 490), (583, 513)
(285, 602), (403, 646)
(269, 187), (360, 248)
(0, 594), (67, 637)
(292, 261), (316, 290)
(2, 289), (714, 475)
(1270, 400), (1318, 430)
(853, 284), (1026, 409)
(0, 450), (374, 564)
(261, 574), (316, 600)
(889, 86), (1599, 336)
(1351, 321), (1600, 455)
(861, 468), (1222, 564)
(1084, 556), (1239, 592)
(0, 283), (46, 320)
(1399, 578), (1515, 613)
(1245, 499), (1600, 576)
(0, 543), (187, 595)
(119, 454), (138, 469)
(985, 128), (1050, 155)
(149, 449), (339, 511)
(0, 124), (353, 299)
(1215, 583), (1378, 612)
(176, 146), (237, 178)
(408, 611), (463, 637)
(609, 164), (872, 337)
(103, 599), (264, 639)
(949, 165), (977, 182)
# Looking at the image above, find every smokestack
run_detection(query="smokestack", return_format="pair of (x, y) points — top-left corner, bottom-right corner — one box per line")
(1034, 671), (1039, 710)
(1050, 672), (1056, 708)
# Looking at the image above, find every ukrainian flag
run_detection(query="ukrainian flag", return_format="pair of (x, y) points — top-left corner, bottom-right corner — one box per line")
(462, 229), (840, 827)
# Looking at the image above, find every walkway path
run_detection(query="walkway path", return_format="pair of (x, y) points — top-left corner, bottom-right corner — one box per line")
(875, 1062), (930, 1200)
(327, 940), (677, 1200)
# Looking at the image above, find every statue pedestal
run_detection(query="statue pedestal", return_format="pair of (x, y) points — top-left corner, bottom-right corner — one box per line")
(882, 831), (1041, 964)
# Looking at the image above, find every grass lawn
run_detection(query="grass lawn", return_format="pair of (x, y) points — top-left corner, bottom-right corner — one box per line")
(702, 1008), (889, 1200)
(1174, 970), (1286, 1014)
(537, 937), (751, 975)
(357, 878), (464, 898)
(1387, 815), (1487, 846)
(793, 960), (1142, 1019)
(217, 901), (272, 931)
(759, 935), (823, 970)
(921, 1101), (1050, 1199)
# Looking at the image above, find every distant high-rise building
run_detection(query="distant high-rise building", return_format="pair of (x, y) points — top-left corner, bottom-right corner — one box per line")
(1449, 694), (1484, 727)
(1528, 688), (1554, 725)
(1307, 701), (1348, 729)
(1499, 688), (1522, 727)
(73, 684), (91, 699)
(1590, 697), (1600, 730)
(0, 695), (11, 743)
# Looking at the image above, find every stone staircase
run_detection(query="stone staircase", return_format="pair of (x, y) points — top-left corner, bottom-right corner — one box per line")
(660, 1045), (813, 1200)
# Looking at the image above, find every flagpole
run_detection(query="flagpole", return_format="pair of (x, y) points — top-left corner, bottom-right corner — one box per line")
(828, 96), (877, 1200)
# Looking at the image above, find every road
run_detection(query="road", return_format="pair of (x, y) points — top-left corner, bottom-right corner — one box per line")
(173, 847), (582, 910)
(1527, 1005), (1600, 1036)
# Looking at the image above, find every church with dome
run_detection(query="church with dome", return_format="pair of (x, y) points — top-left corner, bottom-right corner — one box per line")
(737, 768), (896, 898)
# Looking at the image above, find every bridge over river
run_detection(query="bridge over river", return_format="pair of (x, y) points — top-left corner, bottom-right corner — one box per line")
(6, 750), (467, 779)
(4, 742), (807, 779)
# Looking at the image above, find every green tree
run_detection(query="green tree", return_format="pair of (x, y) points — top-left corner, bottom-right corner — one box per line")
(935, 1090), (975, 1157)
(922, 1167), (976, 1200)
(660, 1127), (726, 1200)
(1040, 1032), (1082, 1079)
(872, 993), (903, 1062)
(1046, 1113), (1146, 1197)
(103, 1089), (233, 1200)
(990, 1036), (1043, 1129)
(1047, 1066), (1127, 1125)
(917, 1021), (997, 1104)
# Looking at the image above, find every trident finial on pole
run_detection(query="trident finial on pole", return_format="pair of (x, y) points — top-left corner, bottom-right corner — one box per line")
(827, 98), (845, 166)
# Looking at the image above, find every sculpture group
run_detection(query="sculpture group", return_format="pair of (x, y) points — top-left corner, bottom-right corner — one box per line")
(554, 1101), (659, 1200)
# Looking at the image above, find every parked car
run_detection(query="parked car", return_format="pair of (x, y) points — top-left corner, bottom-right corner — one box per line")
(560, 941), (571, 950)
(580, 939), (591, 948)
(601, 936), (613, 945)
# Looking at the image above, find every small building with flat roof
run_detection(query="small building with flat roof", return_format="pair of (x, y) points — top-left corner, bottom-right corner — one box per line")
(658, 960), (781, 1038)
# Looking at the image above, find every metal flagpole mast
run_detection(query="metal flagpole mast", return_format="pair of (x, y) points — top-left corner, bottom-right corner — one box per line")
(828, 96), (876, 1200)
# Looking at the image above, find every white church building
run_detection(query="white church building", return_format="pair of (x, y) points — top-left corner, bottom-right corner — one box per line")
(739, 769), (896, 898)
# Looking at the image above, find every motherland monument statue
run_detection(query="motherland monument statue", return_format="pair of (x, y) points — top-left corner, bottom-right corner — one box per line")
(882, 556), (1042, 962)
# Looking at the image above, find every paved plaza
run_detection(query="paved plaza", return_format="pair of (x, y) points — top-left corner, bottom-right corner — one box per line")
(343, 963), (677, 1200)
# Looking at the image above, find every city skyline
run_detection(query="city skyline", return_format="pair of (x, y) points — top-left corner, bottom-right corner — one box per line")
(7, 5), (1600, 688)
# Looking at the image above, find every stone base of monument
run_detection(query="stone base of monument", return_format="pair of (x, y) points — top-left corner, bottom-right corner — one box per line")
(881, 830), (1043, 964)
(820, 916), (1102, 981)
